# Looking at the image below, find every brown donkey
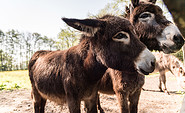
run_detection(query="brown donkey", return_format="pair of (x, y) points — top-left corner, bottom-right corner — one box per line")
(97, 0), (184, 113)
(28, 15), (156, 113)
(126, 0), (184, 53)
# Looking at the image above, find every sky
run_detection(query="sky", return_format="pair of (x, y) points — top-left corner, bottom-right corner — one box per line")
(0, 0), (111, 38)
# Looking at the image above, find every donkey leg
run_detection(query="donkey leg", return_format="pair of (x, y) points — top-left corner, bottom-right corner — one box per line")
(84, 101), (97, 113)
(129, 89), (142, 113)
(159, 73), (162, 92)
(115, 91), (129, 113)
(40, 99), (47, 113)
(159, 71), (165, 92)
(31, 88), (47, 113)
(64, 81), (81, 113)
(84, 92), (98, 113)
(97, 93), (105, 113)
(160, 72), (169, 94)
(66, 95), (81, 113)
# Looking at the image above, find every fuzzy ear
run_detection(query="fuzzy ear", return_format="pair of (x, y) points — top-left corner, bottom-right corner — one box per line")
(125, 6), (130, 14)
(140, 0), (157, 4)
(129, 4), (134, 15)
(124, 4), (134, 18)
(62, 18), (104, 36)
(131, 0), (140, 7)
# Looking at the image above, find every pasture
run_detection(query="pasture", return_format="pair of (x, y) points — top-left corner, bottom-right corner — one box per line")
(0, 70), (184, 113)
(0, 70), (31, 90)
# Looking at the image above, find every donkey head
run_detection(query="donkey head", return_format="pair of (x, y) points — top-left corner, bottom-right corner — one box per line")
(125, 0), (184, 53)
(62, 15), (156, 75)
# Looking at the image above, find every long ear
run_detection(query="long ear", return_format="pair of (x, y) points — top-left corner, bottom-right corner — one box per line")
(129, 4), (134, 15)
(124, 6), (130, 18)
(140, 0), (157, 4)
(124, 4), (134, 18)
(131, 0), (140, 7)
(62, 18), (104, 36)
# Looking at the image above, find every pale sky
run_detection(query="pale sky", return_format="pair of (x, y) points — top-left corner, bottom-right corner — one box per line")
(0, 0), (111, 38)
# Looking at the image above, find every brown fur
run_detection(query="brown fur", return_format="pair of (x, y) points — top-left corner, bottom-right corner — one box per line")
(127, 3), (169, 51)
(97, 1), (184, 113)
(98, 70), (144, 113)
(125, 2), (184, 51)
(29, 15), (148, 113)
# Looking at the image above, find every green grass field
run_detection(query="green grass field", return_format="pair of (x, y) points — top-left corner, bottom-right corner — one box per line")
(0, 70), (160, 90)
(0, 70), (31, 90)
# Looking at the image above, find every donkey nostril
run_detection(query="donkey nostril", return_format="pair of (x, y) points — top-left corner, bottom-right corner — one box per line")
(173, 35), (179, 41)
(173, 35), (183, 43)
(151, 61), (155, 67)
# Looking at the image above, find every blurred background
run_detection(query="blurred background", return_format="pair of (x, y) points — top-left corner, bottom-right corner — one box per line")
(0, 1), (185, 112)
(0, 0), (184, 71)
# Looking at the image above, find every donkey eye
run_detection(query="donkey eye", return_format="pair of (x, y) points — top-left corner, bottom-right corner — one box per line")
(112, 31), (130, 43)
(114, 33), (128, 39)
(139, 13), (151, 19)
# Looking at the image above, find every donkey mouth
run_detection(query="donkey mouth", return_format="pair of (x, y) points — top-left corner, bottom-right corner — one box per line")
(161, 43), (175, 54)
(162, 42), (184, 54)
(138, 68), (150, 75)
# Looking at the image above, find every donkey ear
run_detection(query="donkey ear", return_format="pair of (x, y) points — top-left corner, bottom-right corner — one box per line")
(62, 18), (104, 36)
(125, 6), (130, 15)
(131, 0), (140, 7)
(129, 4), (134, 15)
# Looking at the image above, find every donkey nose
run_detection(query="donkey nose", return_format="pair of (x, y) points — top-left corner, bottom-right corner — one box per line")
(151, 61), (155, 67)
(149, 58), (156, 72)
(135, 48), (156, 75)
(173, 34), (184, 44)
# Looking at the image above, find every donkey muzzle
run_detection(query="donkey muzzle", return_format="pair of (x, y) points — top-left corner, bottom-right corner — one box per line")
(135, 48), (156, 75)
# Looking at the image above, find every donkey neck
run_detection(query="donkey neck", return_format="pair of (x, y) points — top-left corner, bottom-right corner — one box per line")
(141, 37), (160, 51)
(79, 40), (107, 83)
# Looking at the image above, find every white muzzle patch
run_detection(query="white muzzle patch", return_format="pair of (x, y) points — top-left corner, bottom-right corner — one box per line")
(156, 23), (182, 53)
(134, 48), (156, 75)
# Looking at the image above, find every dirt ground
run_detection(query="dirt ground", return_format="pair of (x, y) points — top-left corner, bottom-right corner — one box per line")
(0, 72), (185, 113)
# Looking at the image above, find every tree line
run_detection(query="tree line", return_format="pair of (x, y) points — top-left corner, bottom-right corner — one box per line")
(1, 0), (184, 71)
(0, 27), (79, 71)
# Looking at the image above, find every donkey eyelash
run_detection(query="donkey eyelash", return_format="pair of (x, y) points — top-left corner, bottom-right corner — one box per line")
(113, 31), (130, 40)
(139, 13), (151, 18)
(112, 31), (130, 44)
(114, 33), (128, 39)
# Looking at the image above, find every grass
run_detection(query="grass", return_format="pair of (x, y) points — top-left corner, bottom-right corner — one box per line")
(0, 70), (31, 90)
(145, 72), (159, 77)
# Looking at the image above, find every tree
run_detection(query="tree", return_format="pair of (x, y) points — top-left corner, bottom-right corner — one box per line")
(0, 30), (4, 44)
(0, 28), (57, 71)
(47, 38), (56, 50)
(0, 30), (5, 69)
(0, 50), (13, 71)
(32, 33), (42, 52)
(6, 29), (21, 70)
(88, 0), (130, 18)
(57, 27), (79, 50)
(0, 50), (3, 71)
